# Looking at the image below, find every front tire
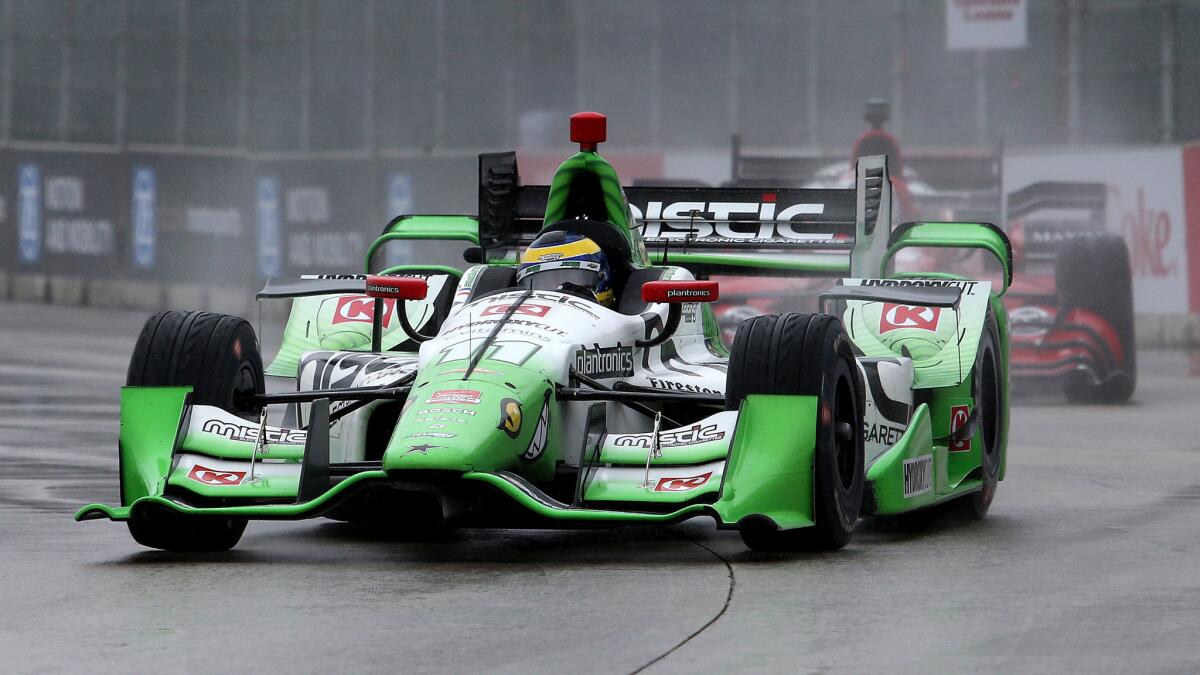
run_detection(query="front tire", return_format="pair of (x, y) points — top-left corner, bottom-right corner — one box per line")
(124, 311), (262, 551)
(726, 313), (864, 552)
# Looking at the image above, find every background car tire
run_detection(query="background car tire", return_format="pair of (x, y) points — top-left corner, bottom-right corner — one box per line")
(955, 311), (1004, 519)
(726, 313), (864, 552)
(124, 310), (262, 551)
(1056, 234), (1136, 403)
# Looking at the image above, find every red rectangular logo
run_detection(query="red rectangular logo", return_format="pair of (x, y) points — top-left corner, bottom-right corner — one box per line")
(481, 303), (551, 318)
(949, 405), (971, 452)
(879, 303), (941, 333)
(331, 295), (395, 326)
(426, 389), (482, 405)
(654, 472), (713, 492)
(187, 464), (247, 486)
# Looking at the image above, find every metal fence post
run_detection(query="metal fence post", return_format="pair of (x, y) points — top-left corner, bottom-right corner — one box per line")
(114, 0), (128, 147)
(1066, 0), (1082, 145)
(891, 0), (906, 139)
(1161, 0), (1176, 143)
(175, 0), (189, 145)
(237, 0), (249, 150)
(1, 0), (14, 144)
(433, 0), (445, 149)
(805, 0), (819, 146)
(364, 0), (376, 155)
(975, 50), (988, 144)
(59, 0), (75, 141)
(300, 0), (312, 152)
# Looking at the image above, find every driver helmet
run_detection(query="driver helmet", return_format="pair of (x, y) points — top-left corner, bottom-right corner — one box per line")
(517, 231), (614, 306)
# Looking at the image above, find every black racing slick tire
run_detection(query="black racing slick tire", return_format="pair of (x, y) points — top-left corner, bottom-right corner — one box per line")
(726, 313), (864, 552)
(127, 310), (265, 417)
(124, 311), (262, 552)
(1056, 234), (1136, 403)
(956, 311), (1005, 520)
(127, 505), (247, 553)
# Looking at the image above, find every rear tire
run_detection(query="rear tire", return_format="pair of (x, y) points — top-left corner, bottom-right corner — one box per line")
(124, 311), (262, 551)
(956, 311), (1004, 519)
(726, 313), (864, 552)
(1056, 235), (1136, 403)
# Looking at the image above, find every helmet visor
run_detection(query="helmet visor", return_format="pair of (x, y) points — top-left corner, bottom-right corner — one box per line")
(519, 267), (601, 292)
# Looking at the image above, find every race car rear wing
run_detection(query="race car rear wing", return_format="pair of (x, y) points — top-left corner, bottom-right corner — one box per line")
(478, 151), (894, 279)
(1006, 181), (1107, 260)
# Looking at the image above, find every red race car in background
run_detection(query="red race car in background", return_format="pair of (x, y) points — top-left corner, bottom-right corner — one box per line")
(1003, 182), (1135, 402)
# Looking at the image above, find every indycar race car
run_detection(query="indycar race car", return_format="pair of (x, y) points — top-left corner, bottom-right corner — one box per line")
(1004, 182), (1135, 402)
(77, 112), (1012, 553)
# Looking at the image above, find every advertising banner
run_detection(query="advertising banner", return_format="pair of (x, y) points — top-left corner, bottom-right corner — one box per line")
(1183, 142), (1200, 315)
(1, 151), (129, 277)
(946, 0), (1028, 51)
(126, 152), (254, 286)
(251, 159), (380, 279)
(1005, 148), (1189, 314)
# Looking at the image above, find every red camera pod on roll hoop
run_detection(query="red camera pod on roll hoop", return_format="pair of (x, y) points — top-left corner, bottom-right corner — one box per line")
(364, 275), (430, 351)
(570, 112), (606, 152)
(365, 275), (427, 300)
(636, 281), (720, 349)
(641, 280), (720, 304)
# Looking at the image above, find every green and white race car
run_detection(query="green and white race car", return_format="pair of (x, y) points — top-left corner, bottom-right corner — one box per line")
(78, 112), (1012, 553)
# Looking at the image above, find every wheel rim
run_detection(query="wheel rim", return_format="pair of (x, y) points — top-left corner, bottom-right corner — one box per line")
(833, 372), (857, 491)
(979, 346), (1000, 471)
(232, 362), (261, 414)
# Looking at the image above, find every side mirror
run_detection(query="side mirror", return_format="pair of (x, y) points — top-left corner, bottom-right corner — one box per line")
(364, 275), (430, 351)
(365, 275), (427, 300)
(641, 280), (719, 304)
(636, 280), (719, 349)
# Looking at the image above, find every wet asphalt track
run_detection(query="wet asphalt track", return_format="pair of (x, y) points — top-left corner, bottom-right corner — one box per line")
(2, 301), (1200, 674)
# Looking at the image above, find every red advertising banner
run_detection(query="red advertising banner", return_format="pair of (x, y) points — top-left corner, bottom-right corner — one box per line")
(1183, 142), (1200, 315)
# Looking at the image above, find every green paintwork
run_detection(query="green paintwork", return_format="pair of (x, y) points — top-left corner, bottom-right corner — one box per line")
(710, 395), (817, 531)
(76, 470), (390, 523)
(384, 366), (558, 483)
(118, 386), (191, 506)
(543, 150), (649, 267)
(165, 468), (300, 500)
(648, 251), (850, 276)
(599, 440), (727, 466)
(179, 420), (305, 461)
(842, 279), (993, 389)
(583, 465), (724, 504)
(376, 264), (463, 278)
(464, 473), (710, 522)
(369, 215), (480, 264)
(885, 222), (1012, 293)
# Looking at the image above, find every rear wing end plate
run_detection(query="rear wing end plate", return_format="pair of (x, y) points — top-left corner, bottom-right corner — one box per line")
(885, 221), (1013, 293)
